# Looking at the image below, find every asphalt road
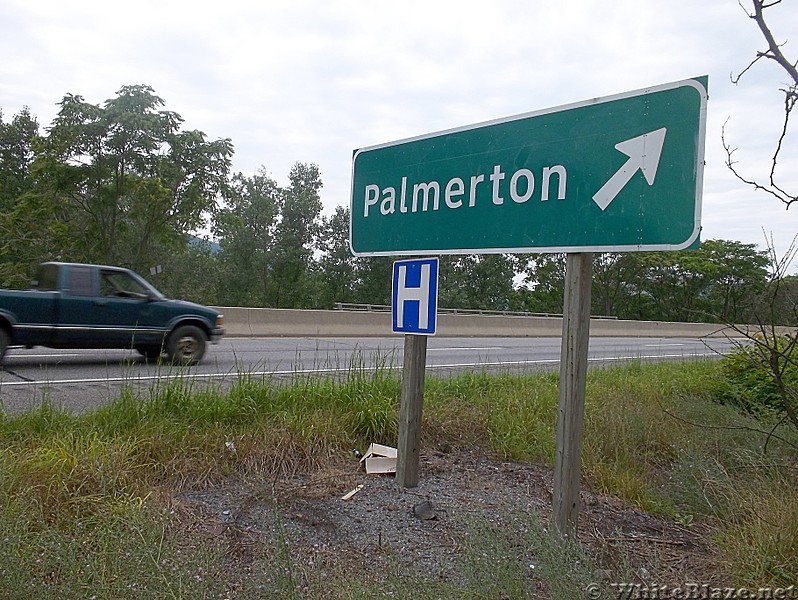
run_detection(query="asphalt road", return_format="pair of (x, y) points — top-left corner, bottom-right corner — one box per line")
(0, 336), (737, 414)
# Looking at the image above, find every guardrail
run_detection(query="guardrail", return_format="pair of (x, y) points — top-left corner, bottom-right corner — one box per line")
(216, 305), (749, 339)
(334, 303), (618, 320)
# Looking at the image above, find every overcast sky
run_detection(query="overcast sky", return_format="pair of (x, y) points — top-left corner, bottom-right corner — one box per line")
(2, 0), (796, 265)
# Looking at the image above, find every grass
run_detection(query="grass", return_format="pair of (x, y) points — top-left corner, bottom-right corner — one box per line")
(0, 503), (224, 599)
(0, 359), (796, 596)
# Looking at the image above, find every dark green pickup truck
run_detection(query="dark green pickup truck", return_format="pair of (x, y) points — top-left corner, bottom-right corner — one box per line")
(0, 262), (224, 364)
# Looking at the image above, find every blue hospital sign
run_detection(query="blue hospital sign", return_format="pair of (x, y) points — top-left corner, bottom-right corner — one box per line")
(392, 258), (439, 335)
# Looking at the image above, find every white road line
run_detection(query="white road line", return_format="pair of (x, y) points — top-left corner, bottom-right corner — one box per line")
(427, 347), (504, 351)
(0, 352), (719, 387)
(643, 343), (687, 347)
(10, 353), (87, 359)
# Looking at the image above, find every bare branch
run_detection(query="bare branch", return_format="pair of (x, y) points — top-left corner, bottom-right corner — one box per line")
(764, 413), (790, 453)
(657, 400), (798, 452)
(769, 89), (797, 193)
(730, 53), (766, 84)
(727, 0), (798, 208)
(751, 0), (798, 84)
(721, 120), (798, 207)
(771, 231), (798, 278)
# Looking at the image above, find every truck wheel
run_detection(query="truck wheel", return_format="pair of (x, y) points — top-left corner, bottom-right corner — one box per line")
(0, 328), (8, 363)
(167, 325), (207, 365)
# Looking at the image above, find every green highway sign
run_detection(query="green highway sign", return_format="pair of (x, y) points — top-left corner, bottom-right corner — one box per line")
(350, 77), (707, 256)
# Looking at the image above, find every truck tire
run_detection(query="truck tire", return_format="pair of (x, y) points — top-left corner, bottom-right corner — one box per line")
(166, 325), (207, 365)
(0, 328), (8, 363)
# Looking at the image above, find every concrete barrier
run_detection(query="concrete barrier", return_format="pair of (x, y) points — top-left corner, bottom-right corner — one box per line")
(215, 306), (753, 338)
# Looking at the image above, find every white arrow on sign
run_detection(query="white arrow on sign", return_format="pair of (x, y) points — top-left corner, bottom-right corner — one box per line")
(592, 127), (667, 211)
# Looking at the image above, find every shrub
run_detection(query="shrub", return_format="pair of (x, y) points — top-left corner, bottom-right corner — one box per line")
(717, 335), (798, 420)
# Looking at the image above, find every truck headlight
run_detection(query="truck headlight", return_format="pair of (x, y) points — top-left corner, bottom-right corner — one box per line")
(216, 314), (224, 327)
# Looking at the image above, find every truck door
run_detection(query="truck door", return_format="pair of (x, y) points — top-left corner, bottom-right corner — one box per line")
(53, 265), (107, 346)
(94, 268), (162, 347)
(55, 266), (158, 349)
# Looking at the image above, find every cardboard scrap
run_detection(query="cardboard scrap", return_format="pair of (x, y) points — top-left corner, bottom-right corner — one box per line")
(359, 443), (397, 474)
(341, 484), (364, 501)
(363, 457), (396, 474)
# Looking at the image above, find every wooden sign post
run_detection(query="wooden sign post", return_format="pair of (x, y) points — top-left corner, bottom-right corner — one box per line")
(552, 252), (593, 537)
(396, 334), (428, 488)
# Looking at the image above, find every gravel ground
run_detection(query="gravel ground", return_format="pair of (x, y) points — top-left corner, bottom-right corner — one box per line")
(175, 449), (716, 594)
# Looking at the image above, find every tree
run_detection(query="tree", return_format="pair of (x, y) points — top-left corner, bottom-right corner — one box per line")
(0, 107), (39, 211)
(628, 241), (769, 323)
(315, 205), (358, 308)
(511, 241), (769, 323)
(438, 254), (517, 311)
(721, 237), (798, 439)
(267, 162), (323, 308)
(350, 257), (391, 306)
(32, 85), (233, 271)
(214, 169), (281, 306)
(0, 107), (49, 286)
(213, 164), (330, 309)
(700, 239), (769, 323)
(152, 241), (222, 306)
(514, 254), (566, 314)
(718, 2), (798, 437)
(765, 273), (798, 326)
(591, 253), (646, 318)
(724, 0), (797, 208)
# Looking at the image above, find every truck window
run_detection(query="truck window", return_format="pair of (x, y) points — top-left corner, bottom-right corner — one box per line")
(35, 264), (59, 290)
(68, 266), (95, 297)
(100, 270), (150, 299)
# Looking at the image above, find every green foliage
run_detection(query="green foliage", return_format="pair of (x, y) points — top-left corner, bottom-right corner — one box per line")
(314, 205), (358, 308)
(591, 240), (770, 323)
(151, 241), (222, 305)
(2, 86), (233, 277)
(718, 328), (798, 438)
(717, 335), (798, 418)
(0, 108), (54, 287)
(267, 162), (324, 308)
(766, 274), (798, 326)
(439, 254), (517, 311)
(352, 255), (393, 305)
(0, 107), (39, 211)
(212, 163), (326, 308)
(514, 253), (566, 314)
(214, 169), (281, 306)
(591, 252), (644, 316)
